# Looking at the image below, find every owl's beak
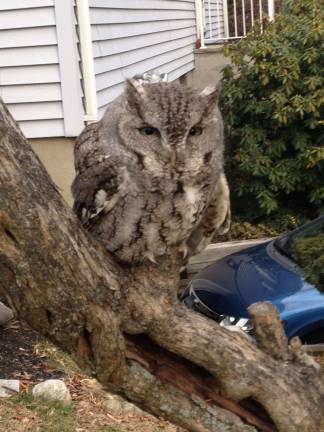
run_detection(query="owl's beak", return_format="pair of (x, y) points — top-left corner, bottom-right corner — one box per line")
(170, 150), (177, 167)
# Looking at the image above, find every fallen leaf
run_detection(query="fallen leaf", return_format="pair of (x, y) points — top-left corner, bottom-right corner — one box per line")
(21, 417), (31, 423)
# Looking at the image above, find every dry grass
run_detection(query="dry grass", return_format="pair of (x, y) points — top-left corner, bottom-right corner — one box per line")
(0, 382), (178, 432)
(0, 394), (74, 432)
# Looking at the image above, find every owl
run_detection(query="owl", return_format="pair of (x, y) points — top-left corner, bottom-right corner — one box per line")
(72, 79), (230, 264)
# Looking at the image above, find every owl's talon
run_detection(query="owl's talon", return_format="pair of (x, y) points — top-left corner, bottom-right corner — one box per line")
(145, 251), (157, 264)
(179, 244), (189, 259)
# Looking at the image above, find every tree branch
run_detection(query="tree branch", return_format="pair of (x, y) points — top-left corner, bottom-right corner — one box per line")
(248, 302), (289, 360)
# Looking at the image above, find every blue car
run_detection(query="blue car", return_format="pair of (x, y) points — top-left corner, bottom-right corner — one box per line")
(181, 215), (324, 342)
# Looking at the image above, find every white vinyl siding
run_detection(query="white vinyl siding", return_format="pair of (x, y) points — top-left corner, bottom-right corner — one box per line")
(88, 0), (196, 119)
(0, 0), (198, 136)
(204, 0), (225, 40)
(0, 1), (83, 138)
(0, 0), (54, 10)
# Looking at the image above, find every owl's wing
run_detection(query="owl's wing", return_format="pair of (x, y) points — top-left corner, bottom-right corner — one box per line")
(72, 119), (131, 228)
(72, 158), (123, 228)
(186, 173), (231, 257)
(74, 121), (104, 175)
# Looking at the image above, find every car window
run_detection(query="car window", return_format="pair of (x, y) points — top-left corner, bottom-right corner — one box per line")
(276, 216), (324, 292)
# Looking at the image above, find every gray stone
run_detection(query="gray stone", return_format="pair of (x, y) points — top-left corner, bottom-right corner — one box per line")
(103, 394), (144, 417)
(121, 400), (144, 416)
(32, 379), (72, 405)
(103, 395), (124, 416)
(0, 379), (20, 397)
(0, 302), (14, 326)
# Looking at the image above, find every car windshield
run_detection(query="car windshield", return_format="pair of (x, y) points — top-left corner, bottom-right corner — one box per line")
(275, 216), (324, 289)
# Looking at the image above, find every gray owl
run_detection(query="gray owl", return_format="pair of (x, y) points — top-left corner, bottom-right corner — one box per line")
(72, 79), (230, 264)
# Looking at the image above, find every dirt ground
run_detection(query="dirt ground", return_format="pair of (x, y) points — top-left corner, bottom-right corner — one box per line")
(0, 321), (64, 382)
(0, 320), (180, 432)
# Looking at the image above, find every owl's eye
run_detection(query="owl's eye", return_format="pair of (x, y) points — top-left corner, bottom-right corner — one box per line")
(139, 126), (160, 136)
(189, 126), (203, 136)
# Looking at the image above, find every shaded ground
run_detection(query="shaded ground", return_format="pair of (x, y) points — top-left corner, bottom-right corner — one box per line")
(0, 320), (180, 432)
(0, 321), (64, 382)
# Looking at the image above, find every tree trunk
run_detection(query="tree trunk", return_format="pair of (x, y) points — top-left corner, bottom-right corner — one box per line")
(0, 99), (323, 432)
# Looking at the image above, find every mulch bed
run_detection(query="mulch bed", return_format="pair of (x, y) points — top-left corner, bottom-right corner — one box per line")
(0, 320), (65, 383)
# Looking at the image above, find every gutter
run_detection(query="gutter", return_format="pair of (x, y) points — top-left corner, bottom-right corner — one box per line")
(75, 0), (98, 123)
(195, 0), (205, 49)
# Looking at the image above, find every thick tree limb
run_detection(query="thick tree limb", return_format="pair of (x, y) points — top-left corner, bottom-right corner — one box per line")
(125, 336), (275, 432)
(120, 361), (256, 432)
(1, 99), (324, 432)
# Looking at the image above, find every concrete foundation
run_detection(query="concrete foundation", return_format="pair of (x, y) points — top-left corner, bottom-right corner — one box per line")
(31, 138), (75, 206)
(186, 46), (230, 89)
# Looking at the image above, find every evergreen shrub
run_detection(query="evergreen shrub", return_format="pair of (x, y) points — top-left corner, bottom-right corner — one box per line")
(220, 0), (324, 224)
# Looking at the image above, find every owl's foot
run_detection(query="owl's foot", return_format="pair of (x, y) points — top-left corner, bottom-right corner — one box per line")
(178, 243), (189, 259)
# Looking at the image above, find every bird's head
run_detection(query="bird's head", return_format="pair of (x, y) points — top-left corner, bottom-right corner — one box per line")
(117, 79), (224, 180)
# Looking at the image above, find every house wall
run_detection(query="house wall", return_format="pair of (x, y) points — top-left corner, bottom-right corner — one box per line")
(1, 1), (198, 136)
(0, 0), (84, 138)
(88, 0), (197, 119)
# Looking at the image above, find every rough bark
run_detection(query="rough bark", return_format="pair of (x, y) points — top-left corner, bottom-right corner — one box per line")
(248, 302), (289, 361)
(0, 99), (324, 432)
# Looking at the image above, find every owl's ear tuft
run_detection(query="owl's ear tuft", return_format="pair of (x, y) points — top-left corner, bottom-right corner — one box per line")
(125, 79), (147, 114)
(200, 85), (220, 117)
